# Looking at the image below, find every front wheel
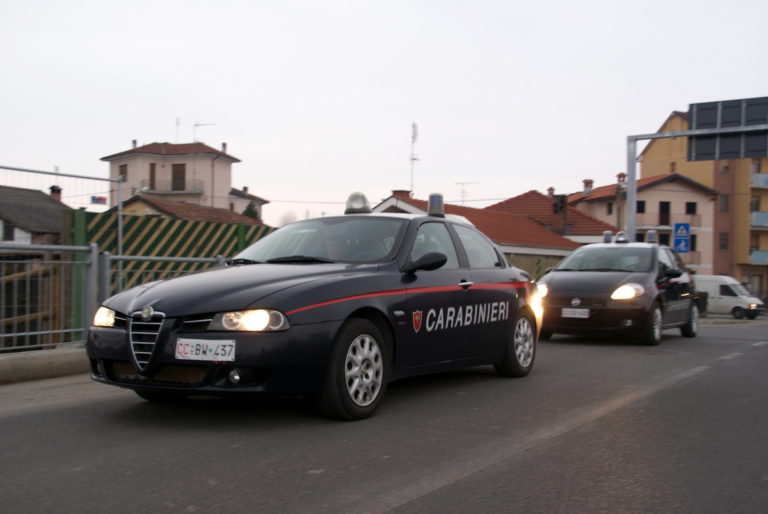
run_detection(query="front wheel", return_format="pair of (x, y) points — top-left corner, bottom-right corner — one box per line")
(680, 301), (699, 337)
(316, 319), (389, 420)
(640, 304), (663, 346)
(732, 307), (745, 319)
(495, 310), (536, 377)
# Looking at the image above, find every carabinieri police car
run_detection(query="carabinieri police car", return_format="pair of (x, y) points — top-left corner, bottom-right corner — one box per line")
(87, 193), (541, 420)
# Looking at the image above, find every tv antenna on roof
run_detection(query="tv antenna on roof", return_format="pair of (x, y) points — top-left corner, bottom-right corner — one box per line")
(193, 121), (215, 142)
(455, 181), (478, 204)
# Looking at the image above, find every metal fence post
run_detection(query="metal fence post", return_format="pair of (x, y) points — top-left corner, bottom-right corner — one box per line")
(97, 251), (111, 304)
(82, 243), (99, 340)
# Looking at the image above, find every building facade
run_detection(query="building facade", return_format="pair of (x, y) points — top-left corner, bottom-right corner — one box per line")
(640, 111), (768, 297)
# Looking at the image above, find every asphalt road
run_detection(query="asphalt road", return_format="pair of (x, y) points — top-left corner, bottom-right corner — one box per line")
(1, 321), (767, 514)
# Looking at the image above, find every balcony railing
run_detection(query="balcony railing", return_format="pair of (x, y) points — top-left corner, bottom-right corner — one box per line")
(751, 174), (768, 189)
(635, 213), (702, 228)
(751, 211), (768, 228)
(139, 178), (204, 194)
(749, 250), (768, 265)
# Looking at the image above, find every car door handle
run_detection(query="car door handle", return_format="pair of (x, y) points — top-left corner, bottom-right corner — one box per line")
(458, 280), (474, 289)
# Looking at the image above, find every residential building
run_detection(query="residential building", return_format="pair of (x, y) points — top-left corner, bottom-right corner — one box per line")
(117, 196), (268, 226)
(101, 141), (268, 219)
(640, 111), (768, 297)
(568, 173), (718, 274)
(485, 189), (619, 244)
(0, 185), (72, 245)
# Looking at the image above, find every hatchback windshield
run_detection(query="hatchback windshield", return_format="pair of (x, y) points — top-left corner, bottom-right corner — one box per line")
(555, 246), (654, 272)
(235, 216), (408, 264)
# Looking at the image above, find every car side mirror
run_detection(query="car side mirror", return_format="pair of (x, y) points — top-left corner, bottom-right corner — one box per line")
(665, 268), (683, 279)
(402, 252), (447, 273)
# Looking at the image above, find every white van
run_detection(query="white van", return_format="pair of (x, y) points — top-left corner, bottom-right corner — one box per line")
(694, 275), (764, 319)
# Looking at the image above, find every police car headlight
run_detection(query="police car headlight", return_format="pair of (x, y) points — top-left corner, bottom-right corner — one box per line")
(530, 283), (547, 320)
(93, 306), (116, 327)
(610, 283), (645, 300)
(209, 309), (289, 332)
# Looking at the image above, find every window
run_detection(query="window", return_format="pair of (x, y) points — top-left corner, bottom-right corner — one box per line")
(659, 233), (670, 246)
(636, 200), (645, 214)
(657, 247), (676, 274)
(2, 222), (15, 241)
(118, 164), (127, 181)
(453, 224), (502, 268)
(751, 196), (760, 212)
(720, 194), (729, 213)
(685, 202), (697, 215)
(720, 284), (737, 297)
(410, 222), (459, 269)
(719, 232), (729, 250)
(659, 201), (670, 226)
(149, 163), (156, 190)
(607, 202), (613, 216)
(691, 234), (697, 251)
(670, 162), (676, 173)
(171, 164), (186, 191)
(636, 232), (645, 242)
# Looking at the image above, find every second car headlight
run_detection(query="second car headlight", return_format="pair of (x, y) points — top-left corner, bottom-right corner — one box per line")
(610, 283), (645, 300)
(93, 306), (116, 327)
(209, 309), (289, 332)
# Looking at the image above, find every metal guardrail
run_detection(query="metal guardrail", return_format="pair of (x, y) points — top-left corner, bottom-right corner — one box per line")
(1, 242), (226, 353)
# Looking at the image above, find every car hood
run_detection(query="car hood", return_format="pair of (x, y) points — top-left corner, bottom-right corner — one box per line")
(103, 263), (377, 316)
(540, 270), (647, 295)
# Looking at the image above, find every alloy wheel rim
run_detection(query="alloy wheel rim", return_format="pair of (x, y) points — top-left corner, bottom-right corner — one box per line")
(514, 317), (534, 368)
(344, 334), (383, 407)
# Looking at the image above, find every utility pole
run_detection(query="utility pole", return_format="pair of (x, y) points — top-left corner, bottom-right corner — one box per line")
(410, 122), (419, 195)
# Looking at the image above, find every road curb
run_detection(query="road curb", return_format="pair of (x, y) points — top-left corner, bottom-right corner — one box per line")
(0, 347), (90, 385)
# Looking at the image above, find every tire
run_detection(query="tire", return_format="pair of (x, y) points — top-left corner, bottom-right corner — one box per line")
(746, 313), (757, 320)
(640, 304), (663, 346)
(135, 390), (187, 403)
(538, 329), (552, 341)
(680, 301), (699, 338)
(316, 319), (389, 420)
(495, 310), (536, 377)
(732, 307), (745, 319)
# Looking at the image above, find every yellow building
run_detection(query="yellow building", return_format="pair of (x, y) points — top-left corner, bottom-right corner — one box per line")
(640, 111), (768, 298)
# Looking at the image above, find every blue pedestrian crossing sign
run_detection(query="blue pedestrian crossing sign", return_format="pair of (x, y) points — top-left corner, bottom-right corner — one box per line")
(674, 223), (690, 237)
(674, 237), (690, 253)
(673, 223), (691, 253)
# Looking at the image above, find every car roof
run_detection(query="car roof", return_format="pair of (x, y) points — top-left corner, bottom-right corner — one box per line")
(579, 242), (660, 250)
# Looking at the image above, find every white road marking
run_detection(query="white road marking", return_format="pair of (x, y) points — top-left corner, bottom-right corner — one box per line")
(753, 341), (768, 347)
(719, 352), (743, 361)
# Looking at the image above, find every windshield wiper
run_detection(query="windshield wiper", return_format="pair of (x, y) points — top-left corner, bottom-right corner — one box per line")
(266, 255), (335, 264)
(225, 258), (262, 266)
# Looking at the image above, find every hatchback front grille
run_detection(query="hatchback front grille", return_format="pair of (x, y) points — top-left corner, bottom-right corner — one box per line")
(129, 311), (165, 371)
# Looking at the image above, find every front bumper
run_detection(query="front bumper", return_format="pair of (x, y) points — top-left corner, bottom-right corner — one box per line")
(542, 299), (650, 335)
(86, 320), (342, 396)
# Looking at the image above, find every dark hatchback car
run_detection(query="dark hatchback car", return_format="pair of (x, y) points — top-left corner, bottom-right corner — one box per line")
(537, 232), (698, 345)
(87, 193), (540, 420)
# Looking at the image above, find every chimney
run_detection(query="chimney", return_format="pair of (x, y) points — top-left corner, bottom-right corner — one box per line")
(617, 172), (626, 185)
(49, 185), (62, 202)
(222, 142), (227, 153)
(547, 187), (555, 196)
(242, 186), (248, 193)
(551, 194), (568, 235)
(392, 189), (411, 199)
(583, 179), (593, 195)
(132, 139), (137, 149)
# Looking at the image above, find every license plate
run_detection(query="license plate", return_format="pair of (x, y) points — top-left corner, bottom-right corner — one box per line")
(562, 308), (590, 319)
(175, 339), (236, 361)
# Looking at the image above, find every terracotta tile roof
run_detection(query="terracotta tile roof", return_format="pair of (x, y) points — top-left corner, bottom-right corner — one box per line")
(486, 190), (618, 235)
(229, 188), (269, 204)
(101, 142), (240, 162)
(568, 173), (719, 203)
(378, 192), (580, 250)
(124, 196), (267, 226)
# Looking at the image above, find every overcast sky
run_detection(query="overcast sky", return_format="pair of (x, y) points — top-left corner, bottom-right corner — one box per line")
(2, 0), (767, 226)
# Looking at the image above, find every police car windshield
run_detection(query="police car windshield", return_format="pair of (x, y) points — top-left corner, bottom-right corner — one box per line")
(556, 246), (654, 272)
(235, 217), (408, 264)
